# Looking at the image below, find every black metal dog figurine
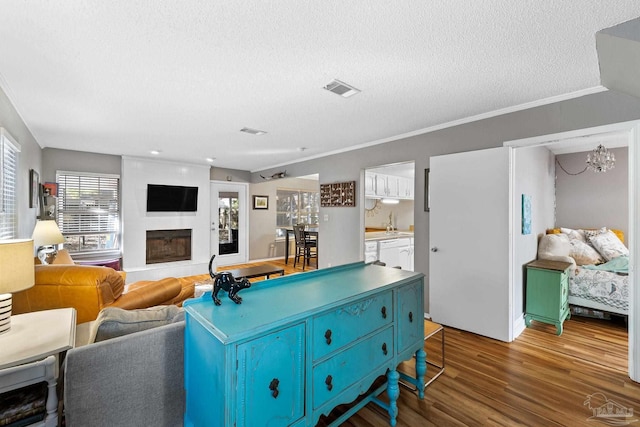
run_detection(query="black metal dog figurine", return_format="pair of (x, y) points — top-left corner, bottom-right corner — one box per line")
(208, 255), (251, 305)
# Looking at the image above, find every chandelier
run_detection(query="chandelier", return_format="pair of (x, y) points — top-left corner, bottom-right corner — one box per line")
(586, 144), (615, 173)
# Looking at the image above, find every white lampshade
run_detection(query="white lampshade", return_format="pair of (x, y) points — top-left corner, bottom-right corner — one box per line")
(32, 220), (65, 247)
(0, 239), (35, 334)
(0, 239), (35, 294)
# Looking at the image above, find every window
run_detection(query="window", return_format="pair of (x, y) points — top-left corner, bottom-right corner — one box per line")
(56, 171), (120, 255)
(0, 129), (19, 239)
(276, 189), (319, 237)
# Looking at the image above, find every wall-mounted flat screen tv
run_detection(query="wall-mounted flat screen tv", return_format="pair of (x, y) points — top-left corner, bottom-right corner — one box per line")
(147, 184), (198, 212)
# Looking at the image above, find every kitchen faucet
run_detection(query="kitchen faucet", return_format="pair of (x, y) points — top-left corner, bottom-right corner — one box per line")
(386, 212), (395, 233)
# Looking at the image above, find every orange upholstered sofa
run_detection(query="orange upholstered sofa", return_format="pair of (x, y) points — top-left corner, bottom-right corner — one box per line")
(12, 263), (207, 324)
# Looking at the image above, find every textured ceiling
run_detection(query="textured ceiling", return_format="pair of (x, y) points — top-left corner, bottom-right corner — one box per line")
(0, 2), (638, 172)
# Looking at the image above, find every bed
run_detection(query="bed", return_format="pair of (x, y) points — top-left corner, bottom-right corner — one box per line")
(540, 227), (629, 317)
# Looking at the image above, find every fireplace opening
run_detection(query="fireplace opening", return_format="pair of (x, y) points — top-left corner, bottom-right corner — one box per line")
(146, 229), (192, 264)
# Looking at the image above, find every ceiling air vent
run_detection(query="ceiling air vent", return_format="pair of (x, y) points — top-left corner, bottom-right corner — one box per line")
(323, 79), (360, 98)
(240, 127), (267, 135)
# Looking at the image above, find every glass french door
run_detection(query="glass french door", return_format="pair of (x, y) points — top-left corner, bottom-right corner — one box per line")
(210, 182), (247, 267)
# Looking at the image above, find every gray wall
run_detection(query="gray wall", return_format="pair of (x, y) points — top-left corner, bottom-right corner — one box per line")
(42, 148), (121, 181)
(513, 146), (556, 317)
(0, 86), (43, 238)
(249, 177), (319, 260)
(555, 147), (628, 237)
(210, 167), (250, 183)
(15, 88), (640, 315)
(252, 89), (640, 312)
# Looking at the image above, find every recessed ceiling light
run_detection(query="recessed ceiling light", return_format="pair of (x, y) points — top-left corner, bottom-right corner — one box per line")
(323, 79), (360, 98)
(150, 150), (161, 155)
(205, 157), (215, 163)
(240, 127), (267, 135)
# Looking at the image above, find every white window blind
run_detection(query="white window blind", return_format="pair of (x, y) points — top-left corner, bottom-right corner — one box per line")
(0, 129), (19, 239)
(56, 171), (120, 254)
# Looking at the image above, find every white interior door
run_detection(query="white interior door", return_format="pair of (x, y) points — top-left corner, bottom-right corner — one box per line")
(210, 181), (248, 267)
(429, 147), (513, 342)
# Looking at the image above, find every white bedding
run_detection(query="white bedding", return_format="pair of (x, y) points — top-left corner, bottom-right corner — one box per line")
(569, 266), (629, 315)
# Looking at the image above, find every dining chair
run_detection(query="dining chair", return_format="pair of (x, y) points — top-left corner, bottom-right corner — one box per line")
(293, 225), (317, 270)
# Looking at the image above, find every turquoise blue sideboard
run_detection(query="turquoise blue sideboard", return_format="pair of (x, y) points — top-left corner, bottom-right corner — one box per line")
(183, 262), (426, 427)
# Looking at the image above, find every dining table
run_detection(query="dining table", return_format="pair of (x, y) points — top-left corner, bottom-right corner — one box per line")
(284, 227), (319, 265)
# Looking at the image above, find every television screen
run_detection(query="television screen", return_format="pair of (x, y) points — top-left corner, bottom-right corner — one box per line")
(147, 184), (198, 212)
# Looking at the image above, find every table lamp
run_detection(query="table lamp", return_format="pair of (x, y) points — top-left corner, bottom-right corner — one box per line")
(32, 220), (65, 264)
(0, 239), (35, 334)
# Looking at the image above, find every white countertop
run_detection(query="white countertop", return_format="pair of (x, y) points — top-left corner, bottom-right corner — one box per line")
(365, 231), (414, 241)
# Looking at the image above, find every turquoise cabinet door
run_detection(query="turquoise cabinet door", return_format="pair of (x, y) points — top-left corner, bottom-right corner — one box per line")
(397, 281), (423, 355)
(236, 324), (305, 427)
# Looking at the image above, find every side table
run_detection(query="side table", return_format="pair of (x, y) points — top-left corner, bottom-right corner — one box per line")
(0, 308), (77, 370)
(0, 308), (76, 426)
(525, 260), (572, 335)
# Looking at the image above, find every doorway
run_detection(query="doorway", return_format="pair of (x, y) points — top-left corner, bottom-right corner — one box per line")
(363, 161), (415, 270)
(210, 181), (248, 267)
(505, 120), (640, 382)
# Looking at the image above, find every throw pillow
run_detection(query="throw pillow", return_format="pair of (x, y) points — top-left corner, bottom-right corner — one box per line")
(560, 228), (587, 243)
(90, 305), (184, 343)
(590, 230), (629, 261)
(51, 249), (75, 265)
(569, 239), (604, 265)
(582, 227), (608, 242)
(538, 233), (571, 259)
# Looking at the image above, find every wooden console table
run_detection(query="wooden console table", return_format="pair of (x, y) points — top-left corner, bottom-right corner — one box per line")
(184, 262), (425, 426)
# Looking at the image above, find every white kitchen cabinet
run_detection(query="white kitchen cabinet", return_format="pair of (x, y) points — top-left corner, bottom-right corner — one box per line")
(364, 173), (376, 196)
(364, 240), (378, 263)
(379, 238), (411, 270)
(367, 171), (413, 200)
(386, 175), (399, 197)
(375, 174), (388, 197)
(408, 238), (414, 271)
(397, 177), (413, 199)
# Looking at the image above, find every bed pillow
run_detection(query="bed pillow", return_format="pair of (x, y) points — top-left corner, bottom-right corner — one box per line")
(560, 228), (587, 243)
(590, 230), (629, 261)
(569, 239), (604, 265)
(582, 227), (608, 242)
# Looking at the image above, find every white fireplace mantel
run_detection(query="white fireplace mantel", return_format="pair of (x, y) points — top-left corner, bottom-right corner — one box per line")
(121, 157), (211, 283)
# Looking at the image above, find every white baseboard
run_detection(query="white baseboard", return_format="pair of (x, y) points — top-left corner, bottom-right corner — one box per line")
(513, 313), (526, 340)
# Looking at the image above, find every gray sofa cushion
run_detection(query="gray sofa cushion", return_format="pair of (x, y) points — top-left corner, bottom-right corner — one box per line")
(89, 305), (184, 343)
(64, 321), (185, 427)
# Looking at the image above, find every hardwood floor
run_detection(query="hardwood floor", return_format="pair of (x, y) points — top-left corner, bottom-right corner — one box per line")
(220, 259), (639, 426)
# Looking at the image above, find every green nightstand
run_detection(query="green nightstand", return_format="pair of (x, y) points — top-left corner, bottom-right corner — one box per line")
(525, 259), (572, 335)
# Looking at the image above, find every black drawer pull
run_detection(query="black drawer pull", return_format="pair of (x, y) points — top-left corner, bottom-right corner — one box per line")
(382, 342), (388, 356)
(381, 306), (387, 319)
(269, 378), (279, 399)
(325, 375), (333, 391)
(409, 311), (413, 322)
(325, 329), (332, 345)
